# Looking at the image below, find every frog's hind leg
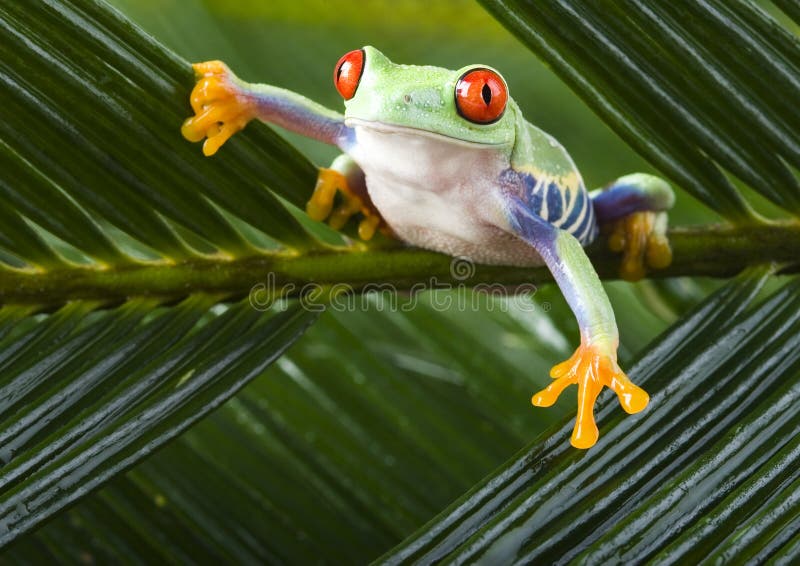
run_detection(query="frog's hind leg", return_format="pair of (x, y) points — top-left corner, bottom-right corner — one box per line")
(591, 173), (675, 281)
(505, 197), (649, 449)
(307, 154), (386, 241)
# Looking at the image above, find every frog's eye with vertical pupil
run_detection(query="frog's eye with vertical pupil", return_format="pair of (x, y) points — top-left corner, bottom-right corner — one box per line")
(455, 68), (508, 124)
(334, 49), (365, 100)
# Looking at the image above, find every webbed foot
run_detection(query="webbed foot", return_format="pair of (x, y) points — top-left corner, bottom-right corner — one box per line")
(181, 61), (256, 156)
(306, 167), (384, 240)
(532, 342), (649, 449)
(608, 211), (672, 281)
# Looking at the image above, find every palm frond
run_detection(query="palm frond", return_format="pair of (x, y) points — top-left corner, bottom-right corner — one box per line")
(774, 0), (800, 25)
(383, 268), (800, 563)
(480, 0), (800, 220)
(1, 0), (800, 561)
(2, 1), (799, 311)
(0, 298), (316, 544)
(6, 294), (580, 562)
(1, 0), (318, 264)
(10, 269), (800, 563)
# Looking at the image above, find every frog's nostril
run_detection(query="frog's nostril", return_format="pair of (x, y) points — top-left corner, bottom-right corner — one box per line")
(403, 94), (412, 104)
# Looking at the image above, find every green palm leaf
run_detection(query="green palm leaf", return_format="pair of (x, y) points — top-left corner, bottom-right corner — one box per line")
(1, 0), (800, 562)
(0, 298), (317, 544)
(480, 0), (800, 220)
(1, 1), (799, 308)
(382, 268), (800, 563)
(9, 269), (797, 563)
(7, 295), (579, 563)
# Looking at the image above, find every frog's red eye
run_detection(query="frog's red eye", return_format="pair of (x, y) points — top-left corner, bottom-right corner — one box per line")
(455, 68), (508, 124)
(334, 49), (365, 100)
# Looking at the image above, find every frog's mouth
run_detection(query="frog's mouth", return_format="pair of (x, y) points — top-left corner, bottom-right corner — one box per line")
(345, 118), (510, 149)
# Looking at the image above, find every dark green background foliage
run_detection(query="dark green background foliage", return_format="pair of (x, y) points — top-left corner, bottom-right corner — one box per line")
(0, 0), (799, 563)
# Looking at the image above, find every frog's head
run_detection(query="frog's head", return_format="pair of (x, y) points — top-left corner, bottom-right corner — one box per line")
(333, 46), (515, 147)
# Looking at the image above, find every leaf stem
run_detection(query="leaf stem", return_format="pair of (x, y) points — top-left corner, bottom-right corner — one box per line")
(1, 222), (798, 306)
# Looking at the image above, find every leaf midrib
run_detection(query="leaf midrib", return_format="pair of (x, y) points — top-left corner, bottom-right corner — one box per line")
(2, 222), (799, 306)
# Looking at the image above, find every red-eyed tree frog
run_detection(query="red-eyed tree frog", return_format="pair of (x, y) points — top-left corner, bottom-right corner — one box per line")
(182, 46), (674, 449)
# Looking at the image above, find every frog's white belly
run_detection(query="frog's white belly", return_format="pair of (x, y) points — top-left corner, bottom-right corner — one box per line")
(348, 123), (544, 267)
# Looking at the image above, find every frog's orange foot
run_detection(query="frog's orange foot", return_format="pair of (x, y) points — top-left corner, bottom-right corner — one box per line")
(532, 342), (649, 449)
(306, 168), (384, 240)
(608, 211), (672, 281)
(181, 61), (256, 156)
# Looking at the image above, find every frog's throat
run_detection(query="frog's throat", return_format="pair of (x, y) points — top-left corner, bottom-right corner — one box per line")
(344, 117), (511, 149)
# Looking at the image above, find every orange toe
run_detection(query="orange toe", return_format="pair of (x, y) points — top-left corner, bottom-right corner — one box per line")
(306, 168), (384, 240)
(607, 211), (672, 281)
(181, 61), (255, 155)
(609, 373), (649, 414)
(533, 342), (648, 449)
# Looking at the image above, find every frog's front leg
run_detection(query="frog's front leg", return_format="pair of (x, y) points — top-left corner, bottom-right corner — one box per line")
(506, 197), (649, 449)
(182, 61), (350, 155)
(591, 174), (675, 281)
(307, 154), (384, 240)
(182, 62), (385, 239)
